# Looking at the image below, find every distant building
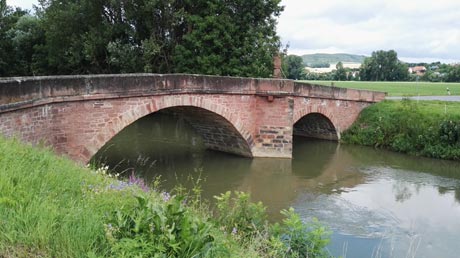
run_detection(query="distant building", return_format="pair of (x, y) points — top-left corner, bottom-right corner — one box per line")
(408, 66), (427, 76)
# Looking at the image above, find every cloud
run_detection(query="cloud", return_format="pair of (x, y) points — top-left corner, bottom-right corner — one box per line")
(278, 0), (460, 62)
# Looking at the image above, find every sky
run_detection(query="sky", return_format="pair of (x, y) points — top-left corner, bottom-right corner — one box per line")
(278, 0), (460, 63)
(6, 0), (460, 63)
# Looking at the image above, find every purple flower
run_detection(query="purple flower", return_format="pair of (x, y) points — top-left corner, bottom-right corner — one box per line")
(231, 227), (237, 235)
(161, 192), (171, 202)
(128, 171), (150, 192)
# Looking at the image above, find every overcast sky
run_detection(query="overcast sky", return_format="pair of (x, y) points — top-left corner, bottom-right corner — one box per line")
(278, 0), (460, 63)
(7, 0), (460, 63)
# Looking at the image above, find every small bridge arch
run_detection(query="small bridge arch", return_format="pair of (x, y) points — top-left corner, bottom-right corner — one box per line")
(293, 103), (340, 141)
(294, 112), (338, 141)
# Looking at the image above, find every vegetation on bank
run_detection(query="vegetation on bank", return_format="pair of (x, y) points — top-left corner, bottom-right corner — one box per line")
(342, 100), (460, 160)
(303, 80), (460, 96)
(0, 137), (332, 257)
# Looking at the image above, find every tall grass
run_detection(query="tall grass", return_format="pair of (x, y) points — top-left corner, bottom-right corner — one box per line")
(0, 138), (132, 257)
(342, 100), (460, 160)
(0, 137), (332, 257)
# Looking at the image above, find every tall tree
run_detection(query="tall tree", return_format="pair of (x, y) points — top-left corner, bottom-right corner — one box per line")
(282, 54), (305, 80)
(0, 1), (31, 76)
(360, 50), (409, 81)
(334, 61), (347, 81)
(174, 0), (283, 77)
(34, 0), (283, 77)
(446, 65), (460, 82)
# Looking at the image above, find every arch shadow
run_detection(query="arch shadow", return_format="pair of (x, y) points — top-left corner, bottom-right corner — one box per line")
(293, 112), (339, 141)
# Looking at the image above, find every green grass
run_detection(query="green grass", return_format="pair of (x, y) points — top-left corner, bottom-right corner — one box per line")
(0, 138), (137, 257)
(0, 137), (332, 258)
(342, 100), (460, 160)
(412, 100), (460, 117)
(302, 80), (460, 96)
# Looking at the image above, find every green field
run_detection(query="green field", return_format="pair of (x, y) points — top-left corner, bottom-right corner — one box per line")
(302, 80), (460, 96)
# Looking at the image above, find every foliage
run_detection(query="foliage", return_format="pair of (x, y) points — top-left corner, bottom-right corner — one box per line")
(0, 136), (332, 257)
(334, 62), (347, 81)
(271, 208), (331, 258)
(1, 0), (283, 78)
(174, 0), (283, 77)
(283, 55), (306, 80)
(446, 65), (460, 82)
(214, 191), (267, 238)
(105, 194), (217, 257)
(360, 50), (409, 81)
(342, 100), (460, 160)
(439, 120), (460, 145)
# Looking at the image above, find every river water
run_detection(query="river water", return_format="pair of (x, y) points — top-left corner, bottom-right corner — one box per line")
(93, 112), (460, 258)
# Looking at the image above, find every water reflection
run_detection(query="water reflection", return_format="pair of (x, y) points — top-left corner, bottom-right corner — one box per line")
(93, 112), (460, 258)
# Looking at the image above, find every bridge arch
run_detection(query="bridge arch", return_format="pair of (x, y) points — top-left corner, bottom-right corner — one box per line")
(293, 107), (339, 141)
(84, 95), (254, 163)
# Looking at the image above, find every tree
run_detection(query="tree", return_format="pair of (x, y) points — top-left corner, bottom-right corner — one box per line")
(334, 61), (347, 81)
(446, 65), (460, 82)
(34, 0), (283, 77)
(360, 50), (409, 81)
(0, 1), (30, 76)
(5, 15), (46, 76)
(173, 0), (283, 77)
(282, 54), (306, 80)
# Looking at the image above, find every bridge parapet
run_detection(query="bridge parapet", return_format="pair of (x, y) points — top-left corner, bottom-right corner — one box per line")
(0, 74), (385, 113)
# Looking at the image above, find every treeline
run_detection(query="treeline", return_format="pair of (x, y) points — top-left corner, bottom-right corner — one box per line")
(0, 0), (283, 77)
(283, 49), (460, 82)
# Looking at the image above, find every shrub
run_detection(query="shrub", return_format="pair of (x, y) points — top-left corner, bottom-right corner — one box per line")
(271, 208), (332, 258)
(342, 100), (460, 160)
(105, 194), (217, 258)
(213, 191), (267, 239)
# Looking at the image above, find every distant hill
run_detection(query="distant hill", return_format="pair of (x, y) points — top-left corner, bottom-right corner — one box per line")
(301, 53), (366, 67)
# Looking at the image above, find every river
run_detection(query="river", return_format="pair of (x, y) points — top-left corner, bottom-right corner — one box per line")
(93, 112), (460, 258)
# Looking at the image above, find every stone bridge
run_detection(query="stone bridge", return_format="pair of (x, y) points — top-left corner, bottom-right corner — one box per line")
(0, 74), (385, 164)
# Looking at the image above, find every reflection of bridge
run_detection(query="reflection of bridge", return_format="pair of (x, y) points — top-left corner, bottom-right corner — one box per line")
(0, 74), (385, 163)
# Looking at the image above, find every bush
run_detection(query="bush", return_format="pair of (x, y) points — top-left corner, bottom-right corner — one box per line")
(342, 100), (460, 160)
(213, 192), (332, 258)
(214, 191), (267, 238)
(105, 194), (218, 258)
(271, 208), (331, 258)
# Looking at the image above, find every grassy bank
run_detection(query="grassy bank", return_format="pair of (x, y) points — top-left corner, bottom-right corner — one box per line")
(302, 80), (460, 96)
(342, 100), (460, 160)
(0, 137), (331, 257)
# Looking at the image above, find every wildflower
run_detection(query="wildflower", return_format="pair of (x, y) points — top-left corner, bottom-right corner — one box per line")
(161, 192), (171, 202)
(128, 171), (150, 192)
(231, 227), (238, 235)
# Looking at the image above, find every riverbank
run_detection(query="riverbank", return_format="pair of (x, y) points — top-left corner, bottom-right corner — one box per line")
(0, 137), (331, 257)
(342, 100), (460, 160)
